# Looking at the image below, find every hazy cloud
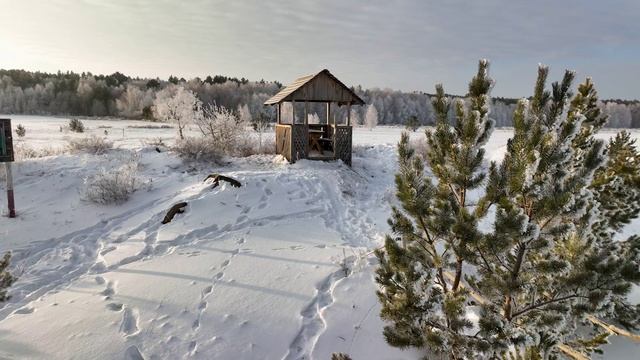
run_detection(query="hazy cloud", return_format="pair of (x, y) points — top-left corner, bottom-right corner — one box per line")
(0, 0), (638, 98)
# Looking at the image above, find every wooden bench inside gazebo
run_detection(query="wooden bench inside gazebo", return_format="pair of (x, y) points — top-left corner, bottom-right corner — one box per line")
(264, 69), (365, 166)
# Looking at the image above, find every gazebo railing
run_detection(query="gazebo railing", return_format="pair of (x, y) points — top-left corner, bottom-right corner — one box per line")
(275, 123), (309, 162)
(275, 123), (351, 165)
(333, 125), (352, 166)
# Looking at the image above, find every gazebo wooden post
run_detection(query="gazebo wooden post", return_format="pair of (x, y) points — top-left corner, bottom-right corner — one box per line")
(326, 102), (330, 125)
(277, 103), (281, 124)
(304, 100), (308, 125)
(347, 103), (351, 125)
(291, 100), (296, 124)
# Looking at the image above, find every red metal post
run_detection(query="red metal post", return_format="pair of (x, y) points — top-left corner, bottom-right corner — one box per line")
(5, 163), (15, 218)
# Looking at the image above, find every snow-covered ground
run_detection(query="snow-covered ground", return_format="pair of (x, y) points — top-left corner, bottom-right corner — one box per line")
(0, 115), (638, 359)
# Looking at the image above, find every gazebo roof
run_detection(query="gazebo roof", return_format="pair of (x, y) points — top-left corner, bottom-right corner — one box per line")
(264, 69), (365, 106)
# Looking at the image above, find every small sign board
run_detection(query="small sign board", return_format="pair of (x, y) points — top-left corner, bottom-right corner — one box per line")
(0, 119), (14, 162)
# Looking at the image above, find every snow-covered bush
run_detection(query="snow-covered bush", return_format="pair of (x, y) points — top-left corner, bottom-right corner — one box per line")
(67, 135), (113, 154)
(83, 160), (145, 204)
(69, 118), (85, 133)
(194, 104), (250, 156)
(172, 136), (222, 163)
(14, 143), (65, 160)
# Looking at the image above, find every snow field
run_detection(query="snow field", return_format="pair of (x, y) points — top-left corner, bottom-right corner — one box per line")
(0, 116), (638, 359)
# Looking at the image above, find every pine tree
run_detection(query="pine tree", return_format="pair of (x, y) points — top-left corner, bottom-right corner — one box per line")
(375, 61), (640, 359)
(405, 115), (420, 132)
(376, 60), (494, 357)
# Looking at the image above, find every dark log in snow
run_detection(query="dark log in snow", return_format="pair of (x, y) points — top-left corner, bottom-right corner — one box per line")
(203, 174), (242, 189)
(161, 202), (188, 224)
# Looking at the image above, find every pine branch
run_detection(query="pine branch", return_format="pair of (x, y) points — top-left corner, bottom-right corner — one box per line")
(557, 344), (589, 360)
(510, 294), (587, 319)
(504, 243), (528, 319)
(585, 315), (640, 342)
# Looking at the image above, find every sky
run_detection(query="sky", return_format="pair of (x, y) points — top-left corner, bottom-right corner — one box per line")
(0, 0), (638, 99)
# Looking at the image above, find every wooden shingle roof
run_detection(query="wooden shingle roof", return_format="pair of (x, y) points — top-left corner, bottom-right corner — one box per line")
(264, 69), (365, 106)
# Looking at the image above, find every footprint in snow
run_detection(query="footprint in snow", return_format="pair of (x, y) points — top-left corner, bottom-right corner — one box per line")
(124, 345), (145, 360)
(120, 307), (140, 337)
(99, 246), (116, 256)
(202, 285), (213, 295)
(101, 281), (116, 298)
(13, 306), (35, 315)
(188, 341), (198, 356)
(106, 303), (124, 311)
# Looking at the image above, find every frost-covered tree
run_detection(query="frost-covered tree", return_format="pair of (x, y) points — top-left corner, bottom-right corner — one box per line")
(116, 84), (154, 119)
(237, 103), (252, 124)
(350, 108), (362, 126)
(375, 61), (640, 359)
(0, 252), (14, 302)
(365, 104), (378, 130)
(154, 86), (201, 139)
(308, 112), (321, 124)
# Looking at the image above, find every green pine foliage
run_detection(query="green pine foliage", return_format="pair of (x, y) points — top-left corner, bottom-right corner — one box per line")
(375, 60), (640, 359)
(405, 115), (420, 132)
(15, 124), (26, 137)
(331, 353), (353, 360)
(69, 118), (85, 133)
(0, 252), (14, 302)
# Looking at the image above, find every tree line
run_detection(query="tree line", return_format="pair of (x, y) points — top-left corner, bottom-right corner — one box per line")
(1, 69), (639, 128)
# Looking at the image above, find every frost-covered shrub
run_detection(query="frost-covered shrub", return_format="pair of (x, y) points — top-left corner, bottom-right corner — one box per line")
(67, 135), (113, 154)
(236, 133), (276, 156)
(83, 161), (144, 204)
(69, 118), (85, 133)
(142, 137), (167, 147)
(15, 124), (26, 137)
(194, 104), (250, 156)
(172, 136), (222, 163)
(14, 143), (65, 160)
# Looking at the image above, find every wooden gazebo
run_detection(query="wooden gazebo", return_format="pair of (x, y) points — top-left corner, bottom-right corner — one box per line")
(264, 69), (365, 166)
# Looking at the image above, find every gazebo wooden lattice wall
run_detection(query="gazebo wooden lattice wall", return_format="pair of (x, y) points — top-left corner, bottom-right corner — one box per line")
(264, 69), (365, 166)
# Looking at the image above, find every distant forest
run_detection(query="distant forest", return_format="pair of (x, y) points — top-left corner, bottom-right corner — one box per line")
(1, 69), (639, 128)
